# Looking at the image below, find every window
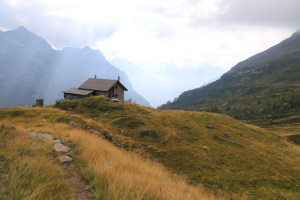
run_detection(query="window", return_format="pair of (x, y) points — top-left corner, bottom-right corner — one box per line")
(115, 94), (118, 97)
(115, 86), (118, 89)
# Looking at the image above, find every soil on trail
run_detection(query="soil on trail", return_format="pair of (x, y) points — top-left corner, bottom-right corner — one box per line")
(61, 162), (92, 200)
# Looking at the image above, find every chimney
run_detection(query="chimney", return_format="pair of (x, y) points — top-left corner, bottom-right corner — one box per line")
(118, 76), (120, 81)
(94, 74), (97, 79)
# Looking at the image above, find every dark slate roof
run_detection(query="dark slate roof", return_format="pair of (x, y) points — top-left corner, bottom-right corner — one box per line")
(63, 87), (94, 95)
(79, 78), (128, 91)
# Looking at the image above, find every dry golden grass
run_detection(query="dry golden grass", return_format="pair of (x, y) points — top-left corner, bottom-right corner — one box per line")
(66, 128), (214, 200)
(52, 97), (300, 199)
(0, 107), (218, 200)
(0, 124), (72, 200)
(2, 100), (298, 199)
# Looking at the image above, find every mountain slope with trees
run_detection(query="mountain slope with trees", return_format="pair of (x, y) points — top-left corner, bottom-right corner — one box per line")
(160, 31), (300, 126)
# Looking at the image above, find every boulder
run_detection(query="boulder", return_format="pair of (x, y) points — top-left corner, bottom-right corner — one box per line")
(90, 129), (100, 134)
(53, 138), (61, 144)
(53, 143), (71, 153)
(136, 149), (142, 154)
(58, 155), (73, 163)
(207, 125), (214, 129)
(70, 121), (78, 128)
(27, 132), (51, 139)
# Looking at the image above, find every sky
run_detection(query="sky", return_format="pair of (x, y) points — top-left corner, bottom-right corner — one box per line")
(1, 0), (299, 69)
(1, 0), (300, 106)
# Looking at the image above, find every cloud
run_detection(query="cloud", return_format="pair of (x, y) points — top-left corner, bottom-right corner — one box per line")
(38, 21), (118, 49)
(0, 0), (118, 49)
(188, 0), (300, 28)
(0, 0), (297, 71)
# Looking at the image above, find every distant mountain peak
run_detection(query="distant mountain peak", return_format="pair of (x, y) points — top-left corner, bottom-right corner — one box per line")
(83, 46), (91, 50)
(13, 26), (36, 38)
(15, 26), (33, 36)
(17, 26), (28, 32)
(292, 29), (300, 37)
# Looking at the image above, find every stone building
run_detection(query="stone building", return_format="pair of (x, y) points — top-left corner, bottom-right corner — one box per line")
(63, 76), (128, 100)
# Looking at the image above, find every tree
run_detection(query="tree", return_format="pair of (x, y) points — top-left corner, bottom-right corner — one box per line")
(207, 105), (220, 113)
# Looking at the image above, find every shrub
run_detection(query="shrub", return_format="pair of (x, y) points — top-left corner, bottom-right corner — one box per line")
(140, 130), (159, 138)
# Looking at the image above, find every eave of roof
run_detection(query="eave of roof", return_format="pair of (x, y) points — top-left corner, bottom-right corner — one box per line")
(63, 87), (94, 95)
(115, 81), (128, 91)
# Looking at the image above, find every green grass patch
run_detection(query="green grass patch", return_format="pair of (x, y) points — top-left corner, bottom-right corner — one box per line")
(9, 110), (25, 117)
(140, 130), (160, 139)
(286, 134), (300, 145)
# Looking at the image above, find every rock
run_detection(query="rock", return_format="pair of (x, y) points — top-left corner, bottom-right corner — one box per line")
(202, 153), (207, 157)
(70, 121), (78, 128)
(67, 107), (73, 111)
(53, 138), (61, 143)
(224, 133), (230, 138)
(249, 145), (253, 148)
(136, 149), (142, 154)
(27, 132), (51, 139)
(90, 129), (100, 134)
(202, 146), (208, 150)
(81, 118), (86, 123)
(112, 138), (119, 147)
(58, 155), (73, 163)
(91, 130), (105, 138)
(104, 113), (108, 116)
(207, 125), (214, 129)
(194, 137), (197, 140)
(53, 143), (71, 153)
(109, 133), (114, 139)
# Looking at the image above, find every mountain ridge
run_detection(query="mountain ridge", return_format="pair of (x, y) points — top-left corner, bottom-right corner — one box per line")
(159, 30), (300, 126)
(0, 26), (150, 107)
(231, 31), (300, 72)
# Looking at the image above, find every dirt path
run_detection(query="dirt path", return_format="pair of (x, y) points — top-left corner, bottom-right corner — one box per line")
(52, 141), (92, 200)
(28, 132), (93, 200)
(61, 162), (92, 200)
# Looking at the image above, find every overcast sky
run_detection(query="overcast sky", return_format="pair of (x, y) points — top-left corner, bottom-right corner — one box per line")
(1, 0), (299, 70)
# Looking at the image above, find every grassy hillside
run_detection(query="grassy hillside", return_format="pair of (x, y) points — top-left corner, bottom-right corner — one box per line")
(53, 97), (300, 200)
(0, 125), (72, 199)
(0, 103), (214, 200)
(159, 31), (300, 129)
(1, 97), (299, 199)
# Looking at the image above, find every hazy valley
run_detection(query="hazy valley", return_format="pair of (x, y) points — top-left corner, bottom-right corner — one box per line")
(0, 27), (300, 200)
